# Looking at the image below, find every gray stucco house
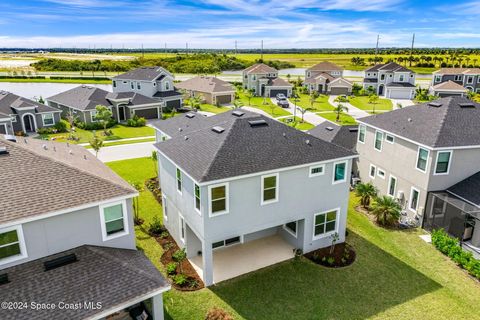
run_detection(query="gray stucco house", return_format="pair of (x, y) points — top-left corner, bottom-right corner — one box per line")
(356, 97), (480, 253)
(47, 85), (163, 122)
(113, 66), (183, 110)
(304, 62), (353, 95)
(429, 80), (468, 97)
(0, 91), (61, 135)
(151, 110), (356, 286)
(242, 63), (293, 97)
(0, 137), (169, 319)
(431, 68), (480, 95)
(363, 62), (416, 99)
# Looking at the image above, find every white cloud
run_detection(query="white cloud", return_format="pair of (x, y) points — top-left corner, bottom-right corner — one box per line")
(437, 1), (480, 15)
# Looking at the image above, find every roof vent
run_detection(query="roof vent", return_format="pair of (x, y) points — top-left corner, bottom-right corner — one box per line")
(186, 113), (195, 118)
(0, 273), (9, 286)
(282, 132), (286, 137)
(305, 139), (310, 145)
(212, 126), (225, 133)
(232, 110), (245, 117)
(407, 118), (412, 122)
(83, 154), (87, 160)
(349, 127), (358, 132)
(428, 102), (442, 107)
(0, 146), (8, 155)
(42, 144), (48, 150)
(178, 128), (183, 132)
(248, 119), (268, 127)
(184, 136), (189, 140)
(326, 126), (334, 131)
(3, 134), (16, 142)
(459, 102), (475, 108)
(44, 253), (78, 271)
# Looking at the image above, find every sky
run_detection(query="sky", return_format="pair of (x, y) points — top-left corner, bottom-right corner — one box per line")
(0, 0), (479, 49)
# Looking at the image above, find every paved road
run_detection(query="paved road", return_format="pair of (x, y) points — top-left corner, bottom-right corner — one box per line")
(328, 95), (370, 120)
(90, 141), (155, 163)
(271, 98), (326, 126)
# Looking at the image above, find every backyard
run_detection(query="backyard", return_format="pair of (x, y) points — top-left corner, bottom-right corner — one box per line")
(108, 157), (480, 320)
(349, 96), (393, 113)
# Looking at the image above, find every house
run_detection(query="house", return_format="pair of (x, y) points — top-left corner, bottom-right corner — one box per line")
(429, 80), (469, 97)
(112, 66), (183, 109)
(0, 137), (169, 319)
(151, 110), (356, 286)
(242, 63), (293, 97)
(0, 91), (61, 135)
(47, 85), (163, 122)
(304, 62), (353, 95)
(363, 62), (416, 99)
(431, 68), (480, 94)
(176, 76), (236, 105)
(356, 97), (480, 251)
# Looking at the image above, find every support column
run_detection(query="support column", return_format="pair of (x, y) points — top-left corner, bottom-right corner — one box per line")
(201, 240), (214, 286)
(151, 293), (164, 320)
(471, 219), (480, 247)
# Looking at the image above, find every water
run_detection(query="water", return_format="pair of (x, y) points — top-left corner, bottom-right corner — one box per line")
(0, 82), (112, 100)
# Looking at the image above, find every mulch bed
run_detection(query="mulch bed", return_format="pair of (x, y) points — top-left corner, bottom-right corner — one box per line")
(305, 242), (356, 268)
(145, 177), (162, 205)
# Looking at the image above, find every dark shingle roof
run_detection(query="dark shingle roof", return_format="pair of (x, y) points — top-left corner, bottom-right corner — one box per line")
(358, 97), (480, 148)
(153, 90), (182, 98)
(106, 92), (159, 106)
(447, 172), (480, 207)
(46, 86), (112, 111)
(386, 82), (416, 88)
(365, 62), (413, 73)
(308, 123), (358, 151)
(0, 245), (169, 320)
(154, 110), (355, 182)
(0, 137), (135, 225)
(113, 66), (171, 81)
(0, 91), (60, 115)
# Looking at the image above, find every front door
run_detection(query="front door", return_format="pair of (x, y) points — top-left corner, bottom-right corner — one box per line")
(23, 114), (35, 132)
(118, 106), (126, 122)
(378, 85), (384, 96)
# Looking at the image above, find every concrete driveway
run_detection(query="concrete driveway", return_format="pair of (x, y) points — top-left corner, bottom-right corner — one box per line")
(271, 98), (326, 125)
(328, 95), (369, 120)
(90, 141), (155, 163)
(389, 98), (415, 109)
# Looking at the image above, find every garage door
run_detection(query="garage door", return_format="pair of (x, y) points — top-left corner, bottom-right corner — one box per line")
(0, 124), (6, 134)
(166, 99), (181, 109)
(269, 89), (288, 97)
(134, 108), (159, 119)
(388, 89), (412, 99)
(330, 87), (350, 95)
(215, 94), (232, 105)
(438, 92), (462, 98)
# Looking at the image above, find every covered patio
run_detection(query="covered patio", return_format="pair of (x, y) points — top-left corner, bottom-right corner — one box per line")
(190, 234), (295, 284)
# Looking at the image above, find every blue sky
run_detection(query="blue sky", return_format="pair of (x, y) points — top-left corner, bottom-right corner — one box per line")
(0, 0), (479, 48)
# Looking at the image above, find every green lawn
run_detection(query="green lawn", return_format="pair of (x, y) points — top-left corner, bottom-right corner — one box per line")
(349, 96), (393, 113)
(317, 112), (357, 125)
(294, 93), (335, 112)
(108, 157), (480, 320)
(278, 116), (315, 131)
(237, 91), (291, 118)
(84, 137), (155, 149)
(0, 78), (111, 84)
(199, 103), (231, 114)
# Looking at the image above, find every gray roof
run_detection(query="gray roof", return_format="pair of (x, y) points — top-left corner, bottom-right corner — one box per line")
(0, 137), (135, 225)
(106, 92), (159, 106)
(153, 90), (183, 98)
(153, 110), (355, 182)
(363, 78), (378, 83)
(0, 245), (169, 320)
(365, 62), (413, 73)
(113, 66), (172, 81)
(150, 112), (209, 137)
(358, 97), (480, 148)
(0, 91), (59, 115)
(176, 76), (235, 94)
(47, 86), (112, 111)
(386, 82), (416, 88)
(308, 123), (358, 151)
(447, 172), (480, 207)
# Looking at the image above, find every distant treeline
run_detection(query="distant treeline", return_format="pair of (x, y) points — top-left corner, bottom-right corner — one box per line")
(31, 53), (294, 73)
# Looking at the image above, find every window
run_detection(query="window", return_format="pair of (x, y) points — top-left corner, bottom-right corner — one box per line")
(130, 82), (134, 90)
(466, 76), (474, 84)
(253, 75), (256, 80)
(137, 82), (141, 90)
(385, 134), (394, 144)
(42, 113), (54, 126)
(176, 168), (182, 193)
(0, 226), (27, 264)
(333, 161), (347, 184)
(212, 236), (241, 249)
(10, 115), (17, 123)
(399, 75), (404, 82)
(435, 75), (442, 82)
(374, 131), (384, 151)
(100, 201), (128, 240)
(369, 164), (376, 178)
(454, 75), (462, 81)
(435, 151), (452, 174)
(194, 184), (201, 212)
(377, 169), (385, 179)
(179, 214), (185, 243)
(358, 124), (366, 143)
(113, 80), (116, 88)
(380, 74), (385, 80)
(388, 175), (397, 197)
(90, 110), (97, 122)
(416, 147), (429, 172)
(313, 209), (338, 239)
(209, 183), (228, 216)
(309, 165), (325, 177)
(409, 188), (420, 212)
(283, 221), (297, 237)
(162, 195), (168, 221)
(307, 71), (311, 78)
(153, 82), (157, 87)
(261, 173), (278, 204)
(166, 82), (170, 90)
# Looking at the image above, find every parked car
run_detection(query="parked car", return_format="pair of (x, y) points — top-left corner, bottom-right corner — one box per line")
(276, 93), (287, 100)
(277, 99), (289, 108)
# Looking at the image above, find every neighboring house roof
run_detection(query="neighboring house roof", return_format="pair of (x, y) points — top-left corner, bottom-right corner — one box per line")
(308, 123), (358, 151)
(358, 96), (480, 148)
(46, 86), (112, 111)
(386, 82), (416, 88)
(307, 61), (343, 72)
(329, 77), (353, 87)
(153, 90), (183, 98)
(304, 72), (335, 84)
(447, 171), (480, 207)
(0, 91), (59, 115)
(0, 137), (136, 225)
(243, 63), (277, 74)
(434, 68), (480, 75)
(150, 112), (208, 138)
(267, 77), (292, 87)
(113, 66), (172, 81)
(106, 92), (160, 106)
(176, 76), (235, 94)
(365, 62), (413, 73)
(431, 80), (468, 92)
(0, 245), (169, 320)
(153, 110), (355, 182)
(363, 78), (378, 83)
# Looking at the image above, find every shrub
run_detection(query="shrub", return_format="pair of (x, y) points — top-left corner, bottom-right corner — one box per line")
(166, 262), (178, 275)
(173, 273), (188, 286)
(54, 119), (69, 133)
(148, 216), (164, 235)
(126, 115), (146, 127)
(172, 248), (187, 262)
(74, 118), (116, 130)
(205, 308), (234, 320)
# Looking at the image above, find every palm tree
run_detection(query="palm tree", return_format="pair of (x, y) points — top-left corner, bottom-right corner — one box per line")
(130, 181), (144, 225)
(368, 94), (379, 114)
(355, 182), (378, 209)
(89, 132), (103, 158)
(232, 99), (243, 109)
(371, 196), (402, 226)
(245, 88), (255, 106)
(333, 104), (348, 122)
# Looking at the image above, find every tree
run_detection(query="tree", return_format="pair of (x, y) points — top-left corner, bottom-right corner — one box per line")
(296, 106), (310, 123)
(355, 182), (378, 209)
(329, 232), (340, 255)
(291, 89), (300, 118)
(89, 132), (103, 158)
(245, 88), (255, 106)
(232, 99), (243, 109)
(309, 91), (319, 109)
(371, 195), (402, 226)
(333, 103), (348, 122)
(65, 109), (78, 141)
(190, 95), (202, 110)
(151, 151), (158, 176)
(37, 96), (45, 104)
(368, 94), (379, 114)
(130, 181), (144, 225)
(94, 105), (113, 136)
(269, 102), (278, 117)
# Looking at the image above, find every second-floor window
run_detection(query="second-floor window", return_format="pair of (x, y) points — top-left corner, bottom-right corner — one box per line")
(333, 161), (347, 184)
(380, 74), (385, 80)
(0, 225), (27, 265)
(209, 183), (228, 216)
(137, 82), (141, 90)
(466, 76), (474, 84)
(416, 147), (429, 172)
(435, 75), (442, 82)
(399, 75), (405, 82)
(176, 168), (182, 193)
(262, 173), (278, 204)
(131, 82), (134, 90)
(358, 125), (366, 143)
(374, 131), (384, 151)
(454, 75), (462, 81)
(194, 184), (201, 212)
(435, 151), (452, 174)
(388, 175), (397, 197)
(166, 82), (170, 90)
(100, 201), (128, 240)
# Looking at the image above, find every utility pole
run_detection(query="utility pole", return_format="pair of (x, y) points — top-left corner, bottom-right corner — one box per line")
(410, 33), (415, 55)
(261, 40), (264, 61)
(374, 34), (380, 63)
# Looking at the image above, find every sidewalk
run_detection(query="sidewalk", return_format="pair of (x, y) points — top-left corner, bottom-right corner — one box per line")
(328, 95), (370, 120)
(90, 141), (155, 162)
(78, 135), (155, 146)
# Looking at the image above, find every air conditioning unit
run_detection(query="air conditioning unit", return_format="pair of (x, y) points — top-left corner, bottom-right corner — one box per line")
(396, 191), (405, 200)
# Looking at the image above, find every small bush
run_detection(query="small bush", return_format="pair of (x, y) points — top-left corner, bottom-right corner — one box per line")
(159, 231), (169, 239)
(74, 118), (116, 130)
(166, 262), (177, 275)
(54, 119), (69, 133)
(172, 248), (187, 262)
(173, 273), (188, 286)
(205, 307), (233, 320)
(126, 115), (147, 127)
(148, 216), (164, 235)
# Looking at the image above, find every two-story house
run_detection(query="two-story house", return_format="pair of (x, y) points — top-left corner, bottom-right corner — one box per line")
(304, 61), (353, 95)
(0, 91), (61, 135)
(151, 110), (356, 286)
(363, 62), (416, 99)
(242, 63), (293, 97)
(356, 97), (480, 253)
(112, 66), (183, 110)
(430, 68), (480, 96)
(0, 137), (169, 319)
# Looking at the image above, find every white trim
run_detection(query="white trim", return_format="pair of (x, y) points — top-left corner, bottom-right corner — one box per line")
(21, 113), (37, 132)
(0, 225), (28, 266)
(377, 168), (386, 179)
(309, 164), (325, 177)
(369, 164), (376, 179)
(194, 183), (201, 215)
(385, 134), (395, 144)
(208, 182), (229, 217)
(357, 124), (366, 144)
(434, 150), (453, 175)
(283, 221), (298, 238)
(312, 208), (340, 240)
(387, 175), (397, 197)
(162, 194), (168, 221)
(99, 200), (129, 242)
(409, 187), (420, 213)
(332, 161), (348, 184)
(179, 213), (185, 244)
(374, 130), (384, 151)
(41, 113), (55, 127)
(415, 146), (429, 173)
(261, 173), (279, 205)
(176, 167), (183, 195)
(90, 110), (98, 123)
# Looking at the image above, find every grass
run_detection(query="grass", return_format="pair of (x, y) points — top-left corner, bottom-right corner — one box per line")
(293, 93), (335, 112)
(0, 78), (111, 84)
(237, 91), (291, 118)
(349, 96), (393, 112)
(198, 103), (231, 114)
(317, 112), (357, 125)
(108, 157), (480, 320)
(278, 116), (315, 131)
(83, 137), (155, 149)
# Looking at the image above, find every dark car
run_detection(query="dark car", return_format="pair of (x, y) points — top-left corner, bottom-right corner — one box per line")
(276, 93), (287, 100)
(277, 99), (289, 108)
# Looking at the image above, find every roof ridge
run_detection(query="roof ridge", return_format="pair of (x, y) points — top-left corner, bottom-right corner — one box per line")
(432, 97), (455, 147)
